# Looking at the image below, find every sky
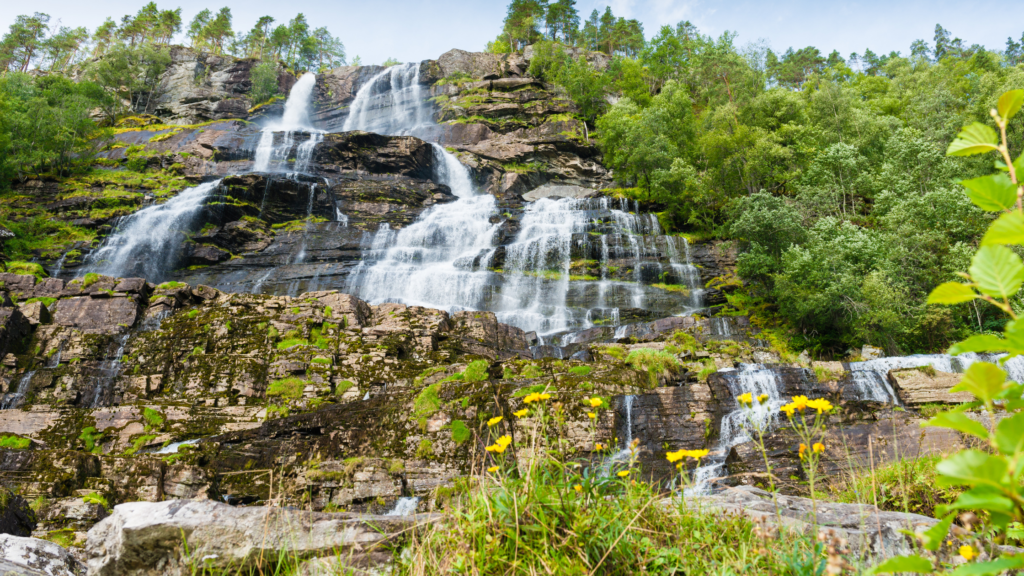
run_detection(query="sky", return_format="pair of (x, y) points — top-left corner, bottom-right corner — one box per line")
(2, 0), (1021, 65)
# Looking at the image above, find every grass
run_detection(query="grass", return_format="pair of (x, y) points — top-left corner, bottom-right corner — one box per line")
(827, 455), (963, 518)
(4, 261), (47, 279)
(625, 348), (680, 387)
(276, 338), (308, 350)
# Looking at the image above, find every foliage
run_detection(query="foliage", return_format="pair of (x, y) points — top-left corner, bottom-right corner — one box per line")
(266, 378), (305, 399)
(874, 89), (1024, 574)
(0, 434), (31, 449)
(248, 61), (279, 105)
(829, 456), (962, 518)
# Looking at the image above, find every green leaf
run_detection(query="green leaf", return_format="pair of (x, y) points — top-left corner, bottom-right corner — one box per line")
(951, 362), (1007, 402)
(928, 282), (979, 304)
(869, 555), (933, 574)
(951, 556), (1024, 576)
(944, 488), (1016, 513)
(949, 334), (1009, 355)
(923, 411), (990, 441)
(961, 174), (1019, 212)
(934, 449), (1008, 489)
(982, 211), (1024, 246)
(997, 89), (1024, 123)
(947, 122), (1000, 156)
(995, 412), (1024, 455)
(969, 245), (1024, 299)
(920, 514), (954, 552)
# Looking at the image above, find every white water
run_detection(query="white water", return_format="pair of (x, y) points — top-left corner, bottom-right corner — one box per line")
(343, 63), (430, 135)
(602, 395), (636, 474)
(1, 371), (35, 410)
(82, 180), (223, 280)
(253, 73), (324, 173)
(848, 352), (1024, 403)
(384, 496), (420, 516)
(154, 438), (201, 454)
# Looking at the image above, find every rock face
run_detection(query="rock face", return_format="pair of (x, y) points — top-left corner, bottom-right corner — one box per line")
(0, 489), (36, 537)
(0, 534), (85, 576)
(888, 368), (972, 405)
(86, 499), (433, 576)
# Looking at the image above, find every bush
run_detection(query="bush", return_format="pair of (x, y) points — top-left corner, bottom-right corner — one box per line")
(266, 378), (305, 399)
(248, 61), (279, 106)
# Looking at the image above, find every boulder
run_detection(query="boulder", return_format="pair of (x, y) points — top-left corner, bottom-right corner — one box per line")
(52, 297), (141, 334)
(0, 489), (36, 537)
(888, 368), (971, 405)
(0, 308), (32, 359)
(85, 500), (438, 576)
(862, 345), (884, 360)
(0, 274), (37, 299)
(17, 301), (51, 327)
(436, 49), (504, 79)
(690, 485), (940, 560)
(521, 184), (600, 202)
(0, 534), (85, 576)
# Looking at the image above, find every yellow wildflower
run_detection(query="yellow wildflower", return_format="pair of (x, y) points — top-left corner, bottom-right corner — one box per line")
(806, 398), (833, 414)
(539, 393), (551, 401)
(587, 412), (597, 419)
(573, 484), (582, 492)
(812, 442), (825, 454)
(523, 393), (539, 404)
(781, 403), (797, 418)
(676, 463), (683, 469)
(595, 442), (605, 450)
(487, 416), (503, 427)
(737, 392), (753, 405)
(513, 409), (528, 418)
(588, 397), (603, 408)
(486, 435), (512, 454)
(666, 450), (685, 463)
(617, 470), (630, 478)
(757, 394), (769, 403)
(798, 443), (807, 459)
(791, 395), (809, 411)
(496, 435), (511, 447)
(959, 545), (974, 561)
(487, 466), (499, 473)
(686, 449), (709, 460)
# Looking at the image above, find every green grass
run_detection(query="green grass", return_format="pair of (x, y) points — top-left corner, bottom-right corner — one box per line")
(78, 427), (104, 453)
(450, 420), (471, 445)
(462, 360), (489, 383)
(827, 455), (962, 518)
(625, 348), (680, 387)
(568, 365), (592, 376)
(413, 384), (442, 430)
(142, 407), (165, 429)
(276, 338), (308, 350)
(266, 378), (306, 400)
(157, 281), (187, 290)
(22, 297), (57, 307)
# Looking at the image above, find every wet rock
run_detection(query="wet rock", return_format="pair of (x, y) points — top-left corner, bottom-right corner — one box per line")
(0, 534), (85, 576)
(450, 311), (530, 360)
(690, 485), (940, 560)
(888, 368), (970, 405)
(187, 244), (231, 266)
(312, 132), (435, 180)
(862, 345), (884, 360)
(0, 308), (32, 359)
(147, 47), (262, 124)
(85, 500), (437, 576)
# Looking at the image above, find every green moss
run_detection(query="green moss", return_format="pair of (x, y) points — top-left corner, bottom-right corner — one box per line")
(43, 528), (76, 549)
(187, 309), (199, 319)
(335, 380), (355, 397)
(0, 434), (31, 449)
(462, 360), (490, 383)
(142, 407), (165, 429)
(415, 438), (434, 459)
(267, 378), (305, 400)
(310, 357), (332, 365)
(520, 364), (544, 379)
(80, 272), (101, 287)
(78, 427), (104, 453)
(82, 492), (109, 510)
(324, 306), (333, 317)
(450, 420), (471, 445)
(388, 459), (405, 474)
(157, 281), (187, 290)
(22, 297), (57, 307)
(123, 434), (157, 456)
(276, 338), (307, 350)
(568, 366), (591, 377)
(5, 262), (47, 280)
(626, 348), (680, 388)
(413, 383), (442, 430)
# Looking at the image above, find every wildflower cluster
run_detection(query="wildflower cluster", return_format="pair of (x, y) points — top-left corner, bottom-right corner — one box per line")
(522, 392), (551, 404)
(736, 392), (769, 406)
(485, 435), (512, 454)
(665, 448), (710, 464)
(780, 394), (832, 518)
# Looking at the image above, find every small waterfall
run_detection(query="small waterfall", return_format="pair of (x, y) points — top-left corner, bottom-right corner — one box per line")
(253, 73), (323, 173)
(88, 333), (131, 408)
(847, 352), (1024, 404)
(1, 371), (36, 410)
(153, 438), (201, 454)
(688, 364), (784, 495)
(81, 180), (223, 281)
(50, 249), (70, 278)
(602, 395), (636, 473)
(384, 496), (420, 516)
(664, 237), (704, 311)
(343, 63), (430, 136)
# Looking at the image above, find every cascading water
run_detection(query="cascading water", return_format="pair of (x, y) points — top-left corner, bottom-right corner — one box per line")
(252, 72), (323, 173)
(81, 180), (223, 280)
(1, 371), (35, 410)
(601, 395), (636, 474)
(687, 364), (784, 495)
(87, 333), (131, 408)
(848, 352), (1024, 403)
(384, 497), (420, 516)
(343, 63), (430, 136)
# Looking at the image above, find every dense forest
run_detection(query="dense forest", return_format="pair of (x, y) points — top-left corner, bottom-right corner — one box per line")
(1, 0), (1022, 357)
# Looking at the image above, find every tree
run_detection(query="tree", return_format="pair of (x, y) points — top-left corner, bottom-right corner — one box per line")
(310, 27), (345, 70)
(580, 10), (600, 51)
(1, 13), (51, 72)
(933, 24), (952, 60)
(501, 0), (546, 51)
(203, 8), (234, 55)
(187, 9), (211, 49)
(244, 16), (275, 59)
(545, 0), (578, 44)
(42, 26), (89, 72)
(910, 39), (931, 60)
(249, 60), (278, 104)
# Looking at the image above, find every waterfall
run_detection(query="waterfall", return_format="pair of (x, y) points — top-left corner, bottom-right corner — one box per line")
(87, 333), (131, 408)
(253, 72), (323, 173)
(847, 352), (1024, 404)
(602, 395), (636, 474)
(50, 249), (70, 278)
(688, 364), (784, 495)
(343, 63), (430, 136)
(81, 180), (223, 281)
(1, 371), (35, 410)
(384, 496), (420, 516)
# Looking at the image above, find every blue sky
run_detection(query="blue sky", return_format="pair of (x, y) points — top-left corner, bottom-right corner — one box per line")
(3, 0), (1021, 65)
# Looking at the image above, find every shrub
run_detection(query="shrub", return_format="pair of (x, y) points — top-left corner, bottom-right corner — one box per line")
(462, 360), (489, 383)
(266, 378), (305, 399)
(625, 348), (679, 387)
